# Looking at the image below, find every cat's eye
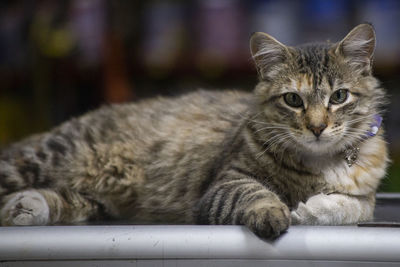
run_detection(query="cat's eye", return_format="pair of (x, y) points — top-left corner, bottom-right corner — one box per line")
(283, 93), (303, 108)
(330, 89), (349, 104)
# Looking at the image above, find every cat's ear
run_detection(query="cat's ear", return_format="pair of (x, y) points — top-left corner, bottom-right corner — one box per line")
(335, 23), (376, 75)
(250, 32), (291, 80)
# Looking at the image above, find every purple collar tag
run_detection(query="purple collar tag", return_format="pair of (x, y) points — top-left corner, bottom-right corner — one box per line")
(366, 114), (382, 137)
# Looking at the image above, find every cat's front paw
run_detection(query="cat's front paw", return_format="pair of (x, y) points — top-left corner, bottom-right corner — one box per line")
(291, 193), (373, 225)
(1, 190), (50, 226)
(291, 194), (332, 225)
(242, 201), (290, 238)
(291, 202), (319, 225)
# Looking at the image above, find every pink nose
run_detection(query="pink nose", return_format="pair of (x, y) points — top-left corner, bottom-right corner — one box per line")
(307, 123), (327, 137)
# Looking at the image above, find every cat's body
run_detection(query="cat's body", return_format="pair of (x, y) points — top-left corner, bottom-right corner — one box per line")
(0, 24), (389, 238)
(0, 90), (250, 224)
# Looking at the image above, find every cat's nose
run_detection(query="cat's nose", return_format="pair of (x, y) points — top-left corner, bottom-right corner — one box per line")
(307, 123), (327, 137)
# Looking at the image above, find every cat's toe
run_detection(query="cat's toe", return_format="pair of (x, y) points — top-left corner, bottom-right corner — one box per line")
(290, 210), (301, 225)
(244, 202), (290, 239)
(290, 201), (318, 225)
(1, 190), (49, 226)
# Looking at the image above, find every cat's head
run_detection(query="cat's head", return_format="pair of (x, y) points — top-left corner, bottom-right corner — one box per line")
(250, 24), (386, 155)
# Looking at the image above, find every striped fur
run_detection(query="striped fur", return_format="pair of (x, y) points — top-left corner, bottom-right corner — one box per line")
(0, 24), (388, 238)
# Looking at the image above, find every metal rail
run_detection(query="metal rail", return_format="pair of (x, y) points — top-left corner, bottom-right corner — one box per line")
(0, 225), (400, 262)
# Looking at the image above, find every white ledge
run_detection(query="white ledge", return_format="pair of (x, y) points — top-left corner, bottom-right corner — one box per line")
(0, 225), (400, 262)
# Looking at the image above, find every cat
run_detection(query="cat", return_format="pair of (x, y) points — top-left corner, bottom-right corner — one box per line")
(0, 23), (389, 238)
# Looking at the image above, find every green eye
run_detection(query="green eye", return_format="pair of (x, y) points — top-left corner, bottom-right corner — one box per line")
(284, 93), (303, 108)
(330, 89), (349, 104)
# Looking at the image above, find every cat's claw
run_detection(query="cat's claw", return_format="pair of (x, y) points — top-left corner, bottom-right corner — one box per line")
(1, 190), (49, 226)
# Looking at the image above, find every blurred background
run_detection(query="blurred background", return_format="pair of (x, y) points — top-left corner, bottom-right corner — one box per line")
(0, 0), (399, 191)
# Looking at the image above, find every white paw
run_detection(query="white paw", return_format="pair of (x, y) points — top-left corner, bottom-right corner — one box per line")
(291, 202), (319, 225)
(290, 193), (369, 226)
(1, 190), (49, 226)
(291, 193), (338, 225)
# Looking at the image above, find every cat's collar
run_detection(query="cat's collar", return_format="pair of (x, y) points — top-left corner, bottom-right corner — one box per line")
(343, 114), (382, 167)
(366, 114), (383, 137)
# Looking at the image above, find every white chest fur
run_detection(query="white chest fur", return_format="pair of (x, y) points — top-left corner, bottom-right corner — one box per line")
(322, 135), (388, 195)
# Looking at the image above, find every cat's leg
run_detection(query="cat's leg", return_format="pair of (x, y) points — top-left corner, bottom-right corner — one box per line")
(0, 189), (102, 226)
(196, 177), (290, 238)
(291, 193), (374, 225)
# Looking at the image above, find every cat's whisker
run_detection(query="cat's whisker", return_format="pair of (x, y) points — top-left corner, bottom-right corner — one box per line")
(251, 123), (304, 136)
(346, 114), (375, 124)
(253, 126), (293, 134)
(256, 135), (283, 158)
(277, 139), (292, 164)
(344, 130), (368, 138)
(344, 129), (365, 135)
(267, 135), (292, 150)
(256, 132), (293, 159)
(342, 133), (368, 144)
(344, 134), (363, 142)
(257, 133), (287, 152)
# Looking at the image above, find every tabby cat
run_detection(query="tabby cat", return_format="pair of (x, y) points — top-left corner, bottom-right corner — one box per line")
(0, 24), (388, 238)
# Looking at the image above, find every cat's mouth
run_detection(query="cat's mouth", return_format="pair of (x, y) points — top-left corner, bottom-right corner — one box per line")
(300, 135), (342, 154)
(306, 136), (330, 143)
(309, 137), (322, 142)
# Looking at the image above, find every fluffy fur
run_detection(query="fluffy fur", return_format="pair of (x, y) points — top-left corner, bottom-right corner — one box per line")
(0, 24), (388, 238)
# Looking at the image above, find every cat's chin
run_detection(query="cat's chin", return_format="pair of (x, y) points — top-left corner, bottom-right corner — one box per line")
(298, 139), (344, 156)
